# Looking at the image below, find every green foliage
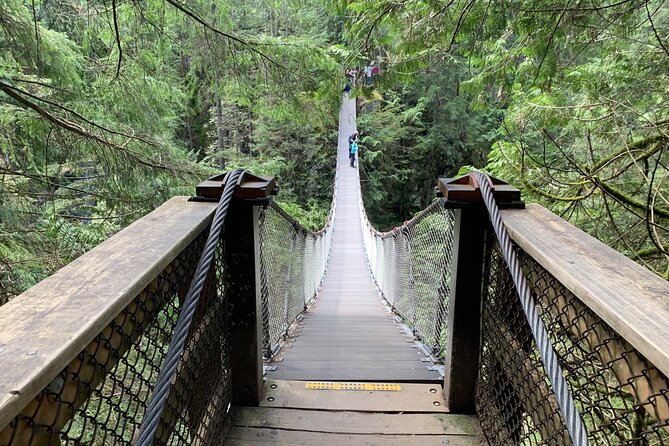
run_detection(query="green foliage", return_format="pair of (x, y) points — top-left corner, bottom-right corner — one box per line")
(0, 0), (343, 301)
(347, 0), (669, 276)
(358, 62), (501, 228)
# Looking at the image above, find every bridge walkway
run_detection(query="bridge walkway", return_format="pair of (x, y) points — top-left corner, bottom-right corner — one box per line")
(265, 95), (440, 382)
(224, 97), (482, 444)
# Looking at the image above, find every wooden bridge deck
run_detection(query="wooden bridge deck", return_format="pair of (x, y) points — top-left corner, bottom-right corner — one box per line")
(266, 96), (440, 382)
(228, 380), (481, 445)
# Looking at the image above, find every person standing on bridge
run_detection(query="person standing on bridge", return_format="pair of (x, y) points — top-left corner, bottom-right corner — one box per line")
(348, 131), (359, 167)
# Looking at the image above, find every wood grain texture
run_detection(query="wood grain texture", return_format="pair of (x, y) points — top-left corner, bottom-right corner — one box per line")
(225, 428), (482, 445)
(501, 204), (669, 377)
(225, 428), (482, 446)
(232, 407), (480, 435)
(0, 197), (216, 430)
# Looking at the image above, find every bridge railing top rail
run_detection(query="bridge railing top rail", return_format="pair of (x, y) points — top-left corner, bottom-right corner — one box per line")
(0, 197), (216, 434)
(501, 203), (669, 378)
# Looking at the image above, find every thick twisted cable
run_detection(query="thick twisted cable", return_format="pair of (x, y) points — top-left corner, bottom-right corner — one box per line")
(473, 171), (589, 446)
(136, 168), (245, 446)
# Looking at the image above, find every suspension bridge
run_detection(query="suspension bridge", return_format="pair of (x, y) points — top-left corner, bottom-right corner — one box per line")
(0, 97), (668, 446)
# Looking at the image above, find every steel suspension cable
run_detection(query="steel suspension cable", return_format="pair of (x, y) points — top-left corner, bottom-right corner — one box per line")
(136, 168), (245, 446)
(473, 171), (590, 446)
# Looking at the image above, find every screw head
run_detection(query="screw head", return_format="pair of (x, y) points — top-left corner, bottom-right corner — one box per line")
(267, 397), (275, 402)
(433, 401), (441, 406)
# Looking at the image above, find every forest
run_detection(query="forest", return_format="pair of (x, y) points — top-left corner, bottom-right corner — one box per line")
(0, 0), (667, 303)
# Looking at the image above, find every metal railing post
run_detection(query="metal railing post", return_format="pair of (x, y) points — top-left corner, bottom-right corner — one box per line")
(438, 174), (522, 413)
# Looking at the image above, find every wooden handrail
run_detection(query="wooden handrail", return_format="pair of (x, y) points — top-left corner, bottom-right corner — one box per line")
(0, 197), (216, 431)
(501, 204), (669, 377)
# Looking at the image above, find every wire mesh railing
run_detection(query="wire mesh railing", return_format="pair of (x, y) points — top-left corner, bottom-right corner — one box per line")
(358, 194), (456, 360)
(0, 221), (230, 445)
(477, 240), (669, 445)
(258, 197), (336, 359)
(3, 163), (669, 446)
(0, 168), (336, 445)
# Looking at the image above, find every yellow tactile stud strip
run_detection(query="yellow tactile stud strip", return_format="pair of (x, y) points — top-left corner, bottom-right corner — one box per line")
(305, 382), (402, 391)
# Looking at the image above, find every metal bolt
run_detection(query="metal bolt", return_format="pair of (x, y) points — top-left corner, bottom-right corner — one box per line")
(443, 440), (450, 444)
(267, 397), (275, 402)
(429, 388), (437, 393)
(433, 401), (441, 406)
(270, 384), (278, 389)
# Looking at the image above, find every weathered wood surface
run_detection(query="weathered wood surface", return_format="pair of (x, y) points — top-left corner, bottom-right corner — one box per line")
(501, 204), (669, 377)
(260, 379), (448, 412)
(266, 95), (439, 382)
(226, 379), (483, 445)
(231, 407), (478, 435)
(225, 429), (482, 445)
(0, 197), (216, 431)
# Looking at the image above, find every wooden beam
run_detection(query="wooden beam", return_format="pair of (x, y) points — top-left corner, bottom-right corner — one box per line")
(501, 204), (669, 378)
(231, 407), (480, 435)
(226, 201), (264, 406)
(261, 380), (448, 413)
(0, 198), (216, 432)
(443, 205), (488, 413)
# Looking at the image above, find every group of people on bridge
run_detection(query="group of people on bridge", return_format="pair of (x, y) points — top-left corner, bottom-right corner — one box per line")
(344, 63), (380, 92)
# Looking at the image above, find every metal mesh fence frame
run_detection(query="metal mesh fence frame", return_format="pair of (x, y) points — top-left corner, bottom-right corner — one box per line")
(258, 192), (335, 359)
(0, 228), (236, 445)
(359, 197), (456, 360)
(477, 238), (669, 446)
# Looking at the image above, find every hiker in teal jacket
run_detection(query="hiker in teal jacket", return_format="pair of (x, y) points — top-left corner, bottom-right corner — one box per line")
(349, 140), (358, 167)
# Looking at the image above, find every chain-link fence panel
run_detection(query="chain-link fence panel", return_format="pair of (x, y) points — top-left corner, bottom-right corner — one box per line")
(360, 198), (455, 360)
(477, 239), (669, 446)
(258, 199), (334, 360)
(0, 228), (235, 445)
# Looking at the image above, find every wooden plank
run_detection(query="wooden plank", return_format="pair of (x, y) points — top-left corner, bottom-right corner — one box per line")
(226, 427), (482, 445)
(501, 204), (669, 377)
(273, 349), (423, 361)
(267, 369), (439, 382)
(261, 380), (448, 412)
(272, 360), (432, 370)
(0, 197), (216, 430)
(231, 407), (480, 435)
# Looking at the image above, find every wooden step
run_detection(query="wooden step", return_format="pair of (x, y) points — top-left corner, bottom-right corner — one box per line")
(225, 380), (484, 445)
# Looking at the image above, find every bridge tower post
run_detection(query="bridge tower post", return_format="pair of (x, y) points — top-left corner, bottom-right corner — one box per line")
(437, 174), (522, 413)
(195, 173), (276, 407)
